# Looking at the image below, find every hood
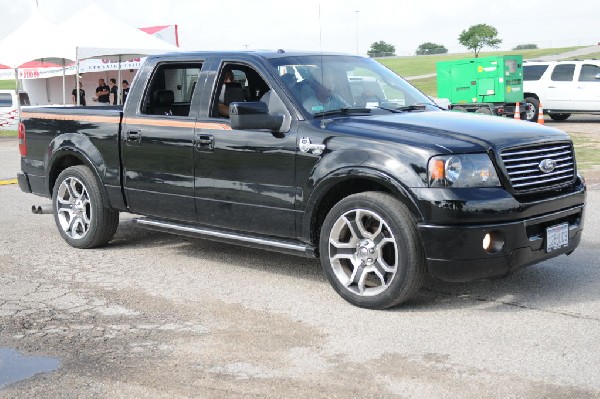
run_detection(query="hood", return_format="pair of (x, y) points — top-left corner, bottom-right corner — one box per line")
(317, 110), (571, 154)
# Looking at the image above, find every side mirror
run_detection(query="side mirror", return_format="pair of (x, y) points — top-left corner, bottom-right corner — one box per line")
(595, 73), (600, 80)
(230, 101), (284, 131)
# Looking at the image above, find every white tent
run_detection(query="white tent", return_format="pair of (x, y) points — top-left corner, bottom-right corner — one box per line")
(0, 9), (76, 104)
(0, 4), (180, 105)
(63, 3), (179, 62)
(58, 3), (180, 104)
(0, 9), (75, 67)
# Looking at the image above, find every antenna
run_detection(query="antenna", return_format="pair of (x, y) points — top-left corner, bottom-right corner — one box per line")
(318, 4), (323, 53)
(318, 4), (324, 108)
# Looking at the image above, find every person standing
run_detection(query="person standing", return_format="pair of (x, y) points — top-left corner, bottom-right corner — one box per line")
(95, 79), (110, 105)
(109, 78), (118, 105)
(71, 82), (86, 106)
(121, 80), (130, 104)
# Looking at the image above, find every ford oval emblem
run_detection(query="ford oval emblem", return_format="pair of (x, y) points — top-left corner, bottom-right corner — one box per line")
(539, 159), (556, 173)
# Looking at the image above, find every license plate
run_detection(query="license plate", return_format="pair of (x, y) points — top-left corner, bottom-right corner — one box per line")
(546, 223), (569, 253)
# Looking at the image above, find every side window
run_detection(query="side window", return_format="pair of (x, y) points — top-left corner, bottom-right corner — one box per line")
(550, 64), (575, 82)
(141, 62), (202, 117)
(0, 93), (13, 107)
(579, 64), (600, 82)
(523, 65), (549, 81)
(211, 63), (271, 118)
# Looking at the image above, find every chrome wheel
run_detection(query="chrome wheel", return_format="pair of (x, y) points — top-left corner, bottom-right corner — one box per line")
(525, 103), (536, 121)
(328, 208), (398, 297)
(56, 176), (91, 240)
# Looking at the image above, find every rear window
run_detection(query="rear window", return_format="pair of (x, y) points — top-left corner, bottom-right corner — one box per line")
(551, 64), (575, 82)
(0, 93), (12, 107)
(579, 64), (600, 82)
(523, 65), (549, 81)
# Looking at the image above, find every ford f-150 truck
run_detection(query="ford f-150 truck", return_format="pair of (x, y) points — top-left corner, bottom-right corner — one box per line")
(17, 51), (586, 309)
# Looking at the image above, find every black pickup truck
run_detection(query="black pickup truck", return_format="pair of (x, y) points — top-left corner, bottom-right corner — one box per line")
(17, 51), (586, 309)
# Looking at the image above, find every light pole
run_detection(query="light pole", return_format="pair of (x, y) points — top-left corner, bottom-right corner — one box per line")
(355, 10), (360, 55)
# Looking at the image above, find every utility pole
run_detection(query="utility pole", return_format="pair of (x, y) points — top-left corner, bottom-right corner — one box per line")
(355, 10), (360, 55)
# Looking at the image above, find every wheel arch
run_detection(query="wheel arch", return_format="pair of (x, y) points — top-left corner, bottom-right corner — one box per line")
(524, 93), (539, 101)
(46, 133), (112, 208)
(303, 167), (423, 246)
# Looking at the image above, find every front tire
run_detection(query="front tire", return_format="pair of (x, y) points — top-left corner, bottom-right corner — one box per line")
(52, 165), (119, 248)
(319, 192), (426, 309)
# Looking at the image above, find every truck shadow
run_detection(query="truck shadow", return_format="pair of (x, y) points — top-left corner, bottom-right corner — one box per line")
(108, 219), (325, 282)
(402, 248), (598, 313)
(109, 220), (597, 312)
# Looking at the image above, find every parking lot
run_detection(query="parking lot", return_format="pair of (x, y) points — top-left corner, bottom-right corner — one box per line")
(1, 120), (599, 398)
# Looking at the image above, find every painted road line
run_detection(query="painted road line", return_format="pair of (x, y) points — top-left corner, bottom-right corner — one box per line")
(0, 179), (17, 186)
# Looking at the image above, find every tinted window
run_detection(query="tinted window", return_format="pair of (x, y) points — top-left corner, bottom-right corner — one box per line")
(268, 55), (435, 116)
(523, 65), (548, 81)
(0, 93), (12, 107)
(141, 62), (202, 116)
(579, 64), (600, 82)
(551, 64), (575, 81)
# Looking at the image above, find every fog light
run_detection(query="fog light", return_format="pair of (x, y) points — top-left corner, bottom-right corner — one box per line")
(483, 233), (491, 250)
(482, 230), (505, 254)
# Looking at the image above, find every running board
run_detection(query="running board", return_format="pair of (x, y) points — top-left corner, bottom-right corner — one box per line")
(133, 218), (317, 258)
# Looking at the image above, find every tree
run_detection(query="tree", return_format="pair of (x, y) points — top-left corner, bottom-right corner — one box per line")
(367, 41), (396, 58)
(416, 42), (448, 56)
(512, 43), (538, 50)
(458, 24), (502, 58)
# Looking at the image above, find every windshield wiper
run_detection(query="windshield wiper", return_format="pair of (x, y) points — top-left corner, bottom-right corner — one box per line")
(376, 103), (429, 113)
(313, 107), (372, 117)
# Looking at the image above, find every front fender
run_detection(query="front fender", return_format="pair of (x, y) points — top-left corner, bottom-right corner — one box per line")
(302, 166), (424, 243)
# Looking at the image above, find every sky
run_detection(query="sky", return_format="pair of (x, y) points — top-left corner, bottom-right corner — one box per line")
(0, 0), (598, 56)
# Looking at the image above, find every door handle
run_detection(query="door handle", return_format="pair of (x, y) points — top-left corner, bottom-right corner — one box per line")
(195, 134), (214, 151)
(547, 86), (557, 88)
(126, 130), (142, 143)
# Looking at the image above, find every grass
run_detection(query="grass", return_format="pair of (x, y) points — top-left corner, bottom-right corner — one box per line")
(408, 76), (438, 97)
(376, 46), (585, 77)
(0, 130), (17, 137)
(564, 52), (600, 60)
(569, 133), (600, 172)
(0, 80), (16, 90)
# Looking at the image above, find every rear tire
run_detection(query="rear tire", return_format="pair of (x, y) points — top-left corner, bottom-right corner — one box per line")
(524, 97), (539, 122)
(319, 192), (426, 309)
(548, 113), (571, 121)
(52, 165), (119, 249)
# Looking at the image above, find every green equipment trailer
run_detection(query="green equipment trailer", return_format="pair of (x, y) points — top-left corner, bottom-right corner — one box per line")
(437, 55), (531, 120)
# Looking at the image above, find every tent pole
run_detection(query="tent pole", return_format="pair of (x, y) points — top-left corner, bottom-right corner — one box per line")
(117, 56), (122, 105)
(76, 48), (80, 106)
(62, 59), (66, 105)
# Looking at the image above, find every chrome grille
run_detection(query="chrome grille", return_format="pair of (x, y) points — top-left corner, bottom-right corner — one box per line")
(500, 142), (575, 192)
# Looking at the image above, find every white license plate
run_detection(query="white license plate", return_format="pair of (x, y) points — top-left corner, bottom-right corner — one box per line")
(546, 223), (569, 253)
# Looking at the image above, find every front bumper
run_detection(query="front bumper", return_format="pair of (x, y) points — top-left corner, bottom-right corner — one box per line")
(418, 204), (584, 282)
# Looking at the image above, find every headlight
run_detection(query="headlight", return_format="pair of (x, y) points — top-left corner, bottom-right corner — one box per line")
(428, 153), (500, 188)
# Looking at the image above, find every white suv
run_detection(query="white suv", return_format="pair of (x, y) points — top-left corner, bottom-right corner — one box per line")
(0, 90), (30, 130)
(523, 60), (600, 121)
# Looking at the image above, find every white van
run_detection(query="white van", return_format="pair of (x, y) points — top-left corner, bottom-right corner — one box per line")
(0, 90), (30, 130)
(523, 60), (600, 121)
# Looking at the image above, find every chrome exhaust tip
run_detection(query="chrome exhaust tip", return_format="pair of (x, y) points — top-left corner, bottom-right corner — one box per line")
(31, 204), (54, 215)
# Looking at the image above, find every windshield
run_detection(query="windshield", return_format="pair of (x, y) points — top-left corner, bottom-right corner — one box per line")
(268, 55), (435, 116)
